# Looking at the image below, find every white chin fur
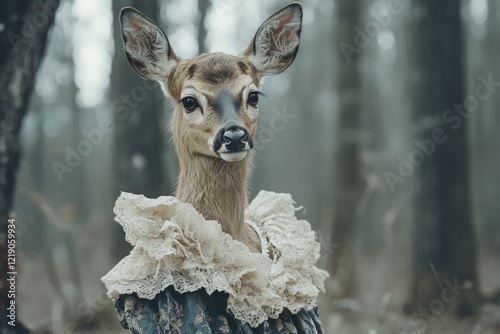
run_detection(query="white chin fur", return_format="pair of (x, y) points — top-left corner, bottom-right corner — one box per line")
(219, 151), (248, 162)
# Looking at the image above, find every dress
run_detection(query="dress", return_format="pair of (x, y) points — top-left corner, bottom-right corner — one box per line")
(102, 191), (329, 333)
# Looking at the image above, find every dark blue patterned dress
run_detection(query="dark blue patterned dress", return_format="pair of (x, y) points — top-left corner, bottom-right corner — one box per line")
(116, 288), (324, 333)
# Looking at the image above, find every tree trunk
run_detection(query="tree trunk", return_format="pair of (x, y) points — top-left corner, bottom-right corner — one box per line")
(111, 0), (166, 260)
(407, 0), (479, 317)
(0, 0), (60, 332)
(329, 0), (363, 298)
(197, 0), (209, 54)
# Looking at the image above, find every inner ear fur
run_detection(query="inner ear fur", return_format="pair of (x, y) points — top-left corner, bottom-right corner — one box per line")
(120, 7), (179, 80)
(242, 2), (303, 78)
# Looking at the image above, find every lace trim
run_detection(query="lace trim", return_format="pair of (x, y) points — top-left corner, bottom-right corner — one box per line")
(245, 220), (270, 258)
(101, 190), (328, 327)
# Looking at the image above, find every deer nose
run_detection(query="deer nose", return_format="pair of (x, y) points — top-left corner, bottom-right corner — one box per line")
(223, 129), (248, 151)
(215, 124), (252, 152)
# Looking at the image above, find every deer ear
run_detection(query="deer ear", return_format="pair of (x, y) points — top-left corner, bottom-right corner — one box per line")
(242, 3), (302, 79)
(120, 7), (179, 81)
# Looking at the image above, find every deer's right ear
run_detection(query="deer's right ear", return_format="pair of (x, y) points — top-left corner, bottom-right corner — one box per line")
(120, 7), (179, 81)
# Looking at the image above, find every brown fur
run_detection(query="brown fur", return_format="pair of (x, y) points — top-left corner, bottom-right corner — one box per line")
(167, 54), (261, 253)
(174, 153), (261, 252)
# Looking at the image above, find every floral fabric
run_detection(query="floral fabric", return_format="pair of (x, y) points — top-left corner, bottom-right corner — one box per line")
(117, 287), (324, 333)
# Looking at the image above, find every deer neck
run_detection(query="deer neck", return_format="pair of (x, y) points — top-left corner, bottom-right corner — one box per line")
(175, 153), (251, 241)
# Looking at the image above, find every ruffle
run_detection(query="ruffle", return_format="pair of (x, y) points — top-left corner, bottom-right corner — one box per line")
(101, 190), (328, 328)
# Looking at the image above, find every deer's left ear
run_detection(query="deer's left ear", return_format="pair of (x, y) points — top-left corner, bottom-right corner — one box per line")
(242, 3), (302, 79)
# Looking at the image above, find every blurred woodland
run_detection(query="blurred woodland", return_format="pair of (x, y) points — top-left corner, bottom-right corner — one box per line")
(1, 0), (499, 333)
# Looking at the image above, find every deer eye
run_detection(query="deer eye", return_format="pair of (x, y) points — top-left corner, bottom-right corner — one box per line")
(182, 97), (198, 112)
(248, 92), (259, 107)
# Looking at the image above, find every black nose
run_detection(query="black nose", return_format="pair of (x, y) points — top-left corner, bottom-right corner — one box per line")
(223, 129), (248, 151)
(215, 125), (252, 152)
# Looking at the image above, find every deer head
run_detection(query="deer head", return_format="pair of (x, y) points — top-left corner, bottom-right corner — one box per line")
(119, 3), (302, 163)
(118, 3), (302, 251)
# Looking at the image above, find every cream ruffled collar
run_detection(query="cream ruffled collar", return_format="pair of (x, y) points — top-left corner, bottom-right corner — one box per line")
(101, 190), (328, 327)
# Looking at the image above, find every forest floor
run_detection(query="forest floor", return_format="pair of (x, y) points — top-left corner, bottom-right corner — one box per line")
(319, 254), (500, 334)
(18, 251), (500, 334)
(321, 302), (500, 334)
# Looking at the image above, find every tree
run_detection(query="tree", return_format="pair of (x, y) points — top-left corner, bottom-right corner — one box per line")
(329, 0), (364, 298)
(407, 0), (479, 316)
(197, 0), (209, 54)
(111, 0), (167, 260)
(0, 0), (61, 333)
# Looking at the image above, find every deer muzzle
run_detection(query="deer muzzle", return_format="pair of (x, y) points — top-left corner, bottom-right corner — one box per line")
(214, 123), (253, 162)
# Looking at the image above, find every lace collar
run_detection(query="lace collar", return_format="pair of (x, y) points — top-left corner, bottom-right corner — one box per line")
(101, 190), (328, 327)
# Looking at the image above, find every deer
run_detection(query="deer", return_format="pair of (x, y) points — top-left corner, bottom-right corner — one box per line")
(119, 3), (302, 254)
